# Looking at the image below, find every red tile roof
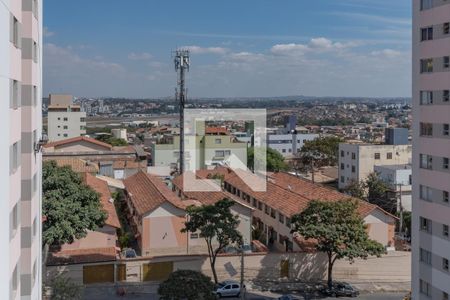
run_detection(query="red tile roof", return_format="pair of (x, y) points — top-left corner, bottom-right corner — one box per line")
(84, 173), (121, 228)
(44, 136), (112, 150)
(49, 158), (99, 173)
(205, 127), (229, 135)
(123, 171), (197, 216)
(47, 247), (118, 265)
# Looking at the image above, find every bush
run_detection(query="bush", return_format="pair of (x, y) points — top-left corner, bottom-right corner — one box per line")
(158, 270), (216, 300)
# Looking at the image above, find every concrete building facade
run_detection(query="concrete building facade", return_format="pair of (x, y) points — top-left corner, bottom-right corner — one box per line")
(0, 0), (42, 299)
(47, 94), (86, 141)
(338, 143), (412, 190)
(267, 133), (319, 158)
(412, 0), (450, 299)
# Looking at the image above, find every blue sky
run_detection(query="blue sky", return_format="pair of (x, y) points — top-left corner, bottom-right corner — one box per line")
(43, 0), (411, 98)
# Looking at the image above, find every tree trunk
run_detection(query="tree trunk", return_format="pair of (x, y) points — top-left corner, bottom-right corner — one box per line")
(327, 252), (333, 289)
(211, 255), (218, 284)
(42, 243), (50, 284)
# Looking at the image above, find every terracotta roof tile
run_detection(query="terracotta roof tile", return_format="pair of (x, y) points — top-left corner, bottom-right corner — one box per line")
(47, 247), (117, 265)
(49, 158), (99, 173)
(44, 136), (112, 150)
(123, 172), (192, 216)
(84, 173), (121, 228)
(205, 127), (229, 135)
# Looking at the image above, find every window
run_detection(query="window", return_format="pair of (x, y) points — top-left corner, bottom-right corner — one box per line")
(445, 56), (450, 69)
(443, 258), (449, 271)
(445, 90), (450, 102)
(351, 165), (356, 173)
(444, 292), (449, 300)
(270, 208), (276, 219)
(258, 201), (262, 210)
(420, 248), (432, 265)
(420, 154), (433, 170)
(420, 0), (433, 10)
(63, 117), (68, 121)
(63, 133), (68, 137)
(190, 233), (199, 239)
(10, 204), (19, 237)
(421, 26), (433, 41)
(32, 216), (37, 239)
(444, 157), (449, 169)
(286, 218), (291, 227)
(420, 123), (433, 136)
(444, 224), (449, 237)
(279, 213), (285, 224)
(33, 40), (38, 62)
(444, 124), (450, 136)
(265, 204), (270, 215)
(420, 185), (433, 201)
(11, 80), (19, 109)
(374, 153), (380, 160)
(224, 150), (231, 156)
(421, 58), (433, 73)
(11, 264), (18, 294)
(215, 138), (221, 144)
(445, 22), (450, 35)
(11, 16), (20, 47)
(420, 279), (430, 296)
(420, 91), (433, 104)
(351, 152), (356, 160)
(420, 217), (432, 233)
(252, 198), (257, 208)
(340, 150), (344, 157)
(215, 150), (224, 157)
(444, 191), (449, 203)
(32, 173), (37, 195)
(80, 117), (86, 122)
(340, 176), (345, 183)
(12, 142), (19, 172)
(340, 163), (344, 170)
(63, 125), (68, 130)
(282, 149), (286, 153)
(32, 85), (37, 106)
(387, 152), (393, 159)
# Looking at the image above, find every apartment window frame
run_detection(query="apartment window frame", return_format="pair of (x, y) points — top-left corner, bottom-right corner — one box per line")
(420, 154), (433, 170)
(420, 248), (432, 265)
(420, 279), (431, 297)
(443, 258), (449, 271)
(420, 185), (433, 202)
(32, 40), (38, 63)
(445, 22), (450, 35)
(421, 26), (433, 41)
(445, 56), (450, 69)
(214, 138), (222, 144)
(444, 224), (449, 237)
(420, 0), (433, 10)
(279, 213), (285, 224)
(443, 191), (449, 203)
(421, 58), (433, 73)
(12, 142), (19, 172)
(215, 150), (225, 158)
(420, 217), (432, 233)
(420, 122), (433, 136)
(445, 90), (450, 102)
(444, 157), (449, 170)
(444, 124), (450, 136)
(374, 153), (381, 160)
(11, 16), (20, 48)
(351, 165), (356, 173)
(387, 152), (393, 159)
(420, 91), (433, 105)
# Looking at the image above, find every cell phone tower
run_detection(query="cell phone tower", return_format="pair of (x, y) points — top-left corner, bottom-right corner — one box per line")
(174, 49), (190, 174)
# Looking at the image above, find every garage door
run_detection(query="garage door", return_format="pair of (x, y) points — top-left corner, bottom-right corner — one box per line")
(83, 264), (115, 284)
(142, 261), (173, 281)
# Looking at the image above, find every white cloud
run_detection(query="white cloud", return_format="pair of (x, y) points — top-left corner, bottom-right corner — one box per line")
(43, 27), (55, 37)
(270, 37), (356, 56)
(370, 49), (403, 58)
(128, 52), (153, 60)
(182, 45), (229, 55)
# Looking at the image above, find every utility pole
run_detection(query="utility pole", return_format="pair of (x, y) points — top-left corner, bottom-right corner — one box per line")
(174, 50), (190, 174)
(398, 183), (404, 234)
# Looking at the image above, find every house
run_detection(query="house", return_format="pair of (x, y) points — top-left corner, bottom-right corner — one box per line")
(49, 158), (99, 174)
(43, 136), (146, 171)
(194, 167), (397, 252)
(47, 173), (121, 265)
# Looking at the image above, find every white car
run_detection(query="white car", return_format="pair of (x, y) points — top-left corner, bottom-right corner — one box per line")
(214, 281), (245, 298)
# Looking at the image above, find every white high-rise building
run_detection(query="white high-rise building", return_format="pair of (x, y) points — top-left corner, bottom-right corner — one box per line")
(47, 94), (86, 141)
(413, 0), (450, 299)
(0, 0), (42, 299)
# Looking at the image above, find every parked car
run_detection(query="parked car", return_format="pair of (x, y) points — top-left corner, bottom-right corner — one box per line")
(321, 282), (359, 297)
(214, 281), (245, 298)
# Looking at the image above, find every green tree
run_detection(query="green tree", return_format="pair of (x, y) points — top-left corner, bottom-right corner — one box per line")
(365, 173), (394, 211)
(291, 200), (385, 289)
(95, 135), (128, 146)
(299, 136), (343, 167)
(43, 161), (107, 246)
(343, 180), (366, 200)
(182, 198), (242, 283)
(48, 273), (83, 300)
(247, 147), (288, 172)
(158, 270), (216, 300)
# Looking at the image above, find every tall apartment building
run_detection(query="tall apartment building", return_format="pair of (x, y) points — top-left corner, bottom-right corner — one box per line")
(267, 133), (319, 158)
(47, 94), (86, 141)
(412, 0), (450, 299)
(338, 143), (411, 190)
(1, 0), (42, 299)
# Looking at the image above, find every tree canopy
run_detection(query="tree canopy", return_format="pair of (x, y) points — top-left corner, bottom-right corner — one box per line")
(291, 199), (385, 289)
(42, 161), (107, 246)
(299, 136), (343, 167)
(182, 198), (242, 283)
(247, 147), (288, 172)
(158, 270), (216, 300)
(365, 172), (394, 212)
(95, 135), (128, 146)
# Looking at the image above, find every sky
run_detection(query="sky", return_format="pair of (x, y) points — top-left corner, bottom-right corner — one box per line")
(43, 0), (412, 98)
